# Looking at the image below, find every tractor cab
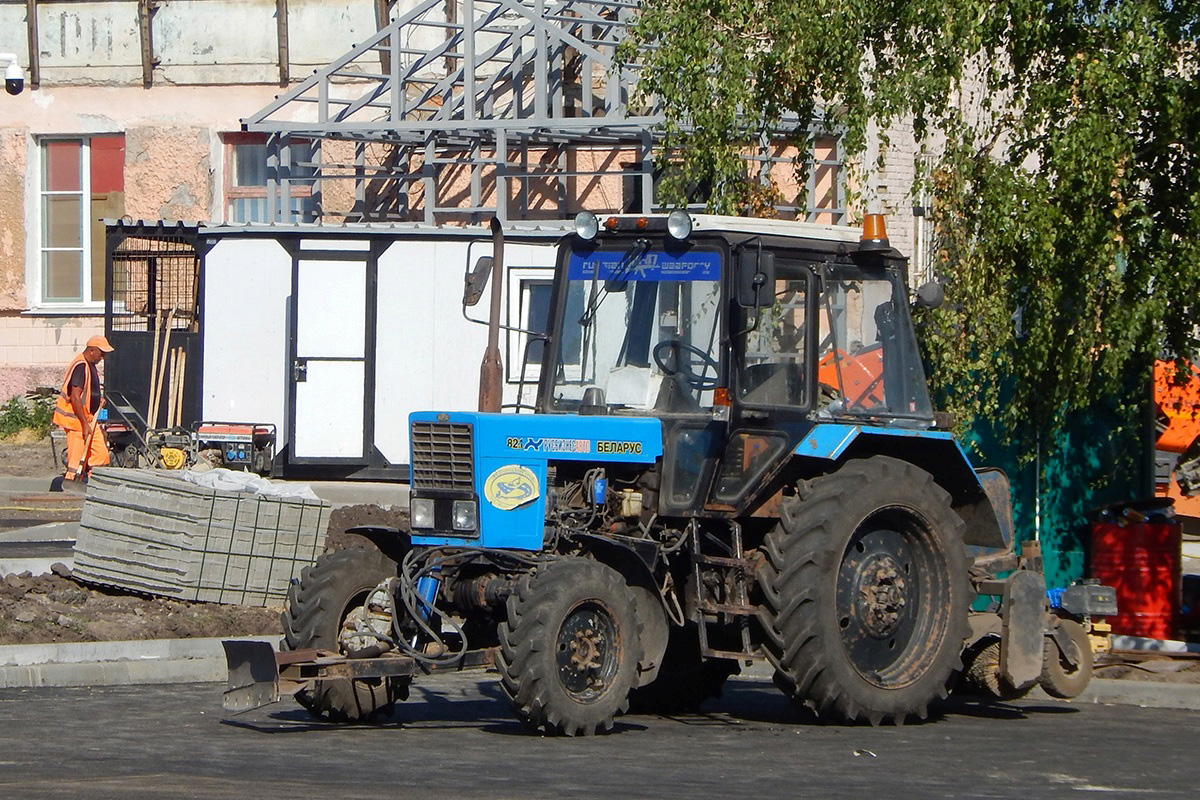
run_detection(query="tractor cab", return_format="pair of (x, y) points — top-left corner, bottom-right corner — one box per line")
(534, 211), (935, 516)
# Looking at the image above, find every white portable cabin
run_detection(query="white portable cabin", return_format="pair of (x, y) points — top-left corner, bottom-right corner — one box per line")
(198, 222), (570, 477)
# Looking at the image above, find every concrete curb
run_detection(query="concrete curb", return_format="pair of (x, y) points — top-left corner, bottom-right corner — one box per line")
(1042, 678), (1200, 711)
(0, 637), (1196, 713)
(0, 557), (73, 577)
(0, 636), (274, 689)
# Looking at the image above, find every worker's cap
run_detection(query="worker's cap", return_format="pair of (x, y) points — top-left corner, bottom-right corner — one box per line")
(86, 335), (115, 353)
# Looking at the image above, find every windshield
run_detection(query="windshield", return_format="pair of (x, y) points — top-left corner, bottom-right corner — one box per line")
(549, 243), (722, 413)
(816, 270), (933, 421)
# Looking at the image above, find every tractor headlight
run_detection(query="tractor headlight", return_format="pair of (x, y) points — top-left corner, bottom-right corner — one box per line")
(410, 498), (435, 529)
(452, 499), (478, 531)
(666, 209), (693, 241)
(574, 211), (599, 241)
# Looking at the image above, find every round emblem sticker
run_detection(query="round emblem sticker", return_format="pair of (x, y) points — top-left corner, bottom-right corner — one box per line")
(483, 465), (540, 511)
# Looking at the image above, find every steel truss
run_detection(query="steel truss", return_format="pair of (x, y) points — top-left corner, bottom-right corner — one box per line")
(244, 0), (656, 223)
(243, 0), (845, 224)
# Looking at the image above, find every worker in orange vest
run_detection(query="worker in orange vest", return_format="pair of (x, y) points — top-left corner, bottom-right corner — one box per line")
(51, 335), (115, 488)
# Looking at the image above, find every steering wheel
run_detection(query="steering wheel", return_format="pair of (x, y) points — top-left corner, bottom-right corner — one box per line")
(652, 340), (720, 389)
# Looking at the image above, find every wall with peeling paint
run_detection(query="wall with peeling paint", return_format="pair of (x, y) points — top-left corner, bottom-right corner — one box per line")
(124, 126), (212, 221)
(0, 79), (320, 400)
(0, 0), (381, 86)
(0, 130), (28, 312)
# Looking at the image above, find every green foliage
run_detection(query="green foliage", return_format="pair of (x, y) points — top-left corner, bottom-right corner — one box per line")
(0, 395), (55, 439)
(625, 0), (1200, 461)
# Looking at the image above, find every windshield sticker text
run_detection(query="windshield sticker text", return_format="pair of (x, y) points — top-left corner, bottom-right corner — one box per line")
(568, 249), (720, 282)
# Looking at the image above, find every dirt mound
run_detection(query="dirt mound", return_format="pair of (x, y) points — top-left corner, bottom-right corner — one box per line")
(325, 503), (411, 551)
(0, 568), (280, 646)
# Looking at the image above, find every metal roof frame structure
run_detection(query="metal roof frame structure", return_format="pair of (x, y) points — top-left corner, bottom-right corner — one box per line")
(241, 0), (847, 226)
(242, 0), (659, 224)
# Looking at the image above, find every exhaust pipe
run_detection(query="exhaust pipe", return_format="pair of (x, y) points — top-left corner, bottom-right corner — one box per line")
(478, 218), (504, 413)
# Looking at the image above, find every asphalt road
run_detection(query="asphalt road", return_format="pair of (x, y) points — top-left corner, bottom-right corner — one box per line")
(0, 673), (1192, 799)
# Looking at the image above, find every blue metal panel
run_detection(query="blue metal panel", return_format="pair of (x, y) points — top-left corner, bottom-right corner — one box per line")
(410, 412), (663, 550)
(795, 423), (962, 460)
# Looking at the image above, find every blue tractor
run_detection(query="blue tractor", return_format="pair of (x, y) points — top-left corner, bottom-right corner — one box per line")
(224, 212), (1115, 733)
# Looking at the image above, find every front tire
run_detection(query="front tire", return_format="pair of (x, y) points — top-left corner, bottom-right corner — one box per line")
(497, 559), (642, 735)
(282, 547), (406, 722)
(759, 457), (970, 725)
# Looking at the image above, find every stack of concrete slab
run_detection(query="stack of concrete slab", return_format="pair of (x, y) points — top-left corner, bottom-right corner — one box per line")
(73, 468), (328, 607)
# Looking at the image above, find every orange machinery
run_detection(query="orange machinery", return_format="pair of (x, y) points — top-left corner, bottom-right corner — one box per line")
(1154, 358), (1200, 522)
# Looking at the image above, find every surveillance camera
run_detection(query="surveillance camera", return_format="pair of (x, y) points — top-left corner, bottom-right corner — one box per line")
(4, 58), (24, 95)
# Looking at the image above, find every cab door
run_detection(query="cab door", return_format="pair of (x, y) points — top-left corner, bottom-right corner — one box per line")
(708, 258), (818, 510)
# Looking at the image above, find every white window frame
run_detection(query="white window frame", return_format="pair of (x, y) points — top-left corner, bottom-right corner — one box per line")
(505, 266), (557, 384)
(29, 136), (108, 312)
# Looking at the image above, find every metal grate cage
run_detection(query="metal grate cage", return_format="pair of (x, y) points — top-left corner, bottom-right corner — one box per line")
(109, 232), (201, 333)
(410, 422), (475, 490)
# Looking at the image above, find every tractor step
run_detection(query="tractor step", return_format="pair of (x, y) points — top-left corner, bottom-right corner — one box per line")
(692, 522), (758, 660)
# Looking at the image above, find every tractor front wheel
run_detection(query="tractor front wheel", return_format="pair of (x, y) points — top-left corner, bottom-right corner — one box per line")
(497, 558), (642, 735)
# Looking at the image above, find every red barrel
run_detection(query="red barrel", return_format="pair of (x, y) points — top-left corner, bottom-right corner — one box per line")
(1090, 522), (1181, 640)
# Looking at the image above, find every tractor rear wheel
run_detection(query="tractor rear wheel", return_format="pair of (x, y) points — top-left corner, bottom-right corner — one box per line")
(282, 547), (407, 722)
(759, 456), (970, 725)
(497, 558), (642, 735)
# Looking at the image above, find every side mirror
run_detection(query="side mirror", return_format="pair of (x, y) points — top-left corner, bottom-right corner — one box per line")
(914, 280), (945, 309)
(463, 256), (494, 307)
(737, 249), (775, 308)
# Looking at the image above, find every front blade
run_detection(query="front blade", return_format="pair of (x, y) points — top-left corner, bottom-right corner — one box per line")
(222, 640), (281, 713)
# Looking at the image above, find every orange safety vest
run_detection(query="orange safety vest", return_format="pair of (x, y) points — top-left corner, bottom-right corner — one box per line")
(53, 353), (96, 432)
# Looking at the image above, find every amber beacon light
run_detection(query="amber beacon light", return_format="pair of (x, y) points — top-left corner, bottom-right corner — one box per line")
(859, 214), (890, 253)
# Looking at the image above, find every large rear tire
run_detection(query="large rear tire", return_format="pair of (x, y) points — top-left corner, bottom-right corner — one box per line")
(759, 456), (970, 725)
(497, 559), (642, 735)
(282, 547), (407, 722)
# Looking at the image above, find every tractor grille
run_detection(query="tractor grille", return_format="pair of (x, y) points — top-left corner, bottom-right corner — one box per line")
(410, 421), (475, 491)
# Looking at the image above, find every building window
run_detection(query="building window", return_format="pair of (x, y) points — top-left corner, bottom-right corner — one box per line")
(223, 134), (318, 223)
(506, 270), (586, 384)
(39, 136), (125, 305)
(807, 134), (845, 225)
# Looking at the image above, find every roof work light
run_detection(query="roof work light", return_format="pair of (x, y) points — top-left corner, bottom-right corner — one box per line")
(667, 210), (693, 241)
(573, 211), (599, 241)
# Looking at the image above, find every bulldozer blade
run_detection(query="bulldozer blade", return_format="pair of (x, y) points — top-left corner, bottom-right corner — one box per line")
(222, 640), (281, 713)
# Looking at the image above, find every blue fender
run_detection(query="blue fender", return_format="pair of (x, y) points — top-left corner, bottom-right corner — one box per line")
(794, 423), (1013, 550)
